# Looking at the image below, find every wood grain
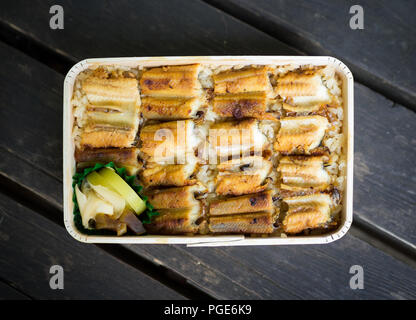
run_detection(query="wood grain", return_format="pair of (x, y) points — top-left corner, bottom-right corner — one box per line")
(354, 83), (416, 245)
(205, 0), (416, 110)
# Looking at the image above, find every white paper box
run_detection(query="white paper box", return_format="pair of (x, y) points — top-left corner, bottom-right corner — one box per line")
(63, 56), (353, 246)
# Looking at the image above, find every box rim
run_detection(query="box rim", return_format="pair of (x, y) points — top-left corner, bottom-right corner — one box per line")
(63, 56), (354, 246)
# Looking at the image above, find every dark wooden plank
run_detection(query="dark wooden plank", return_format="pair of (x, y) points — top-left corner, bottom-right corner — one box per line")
(127, 235), (416, 299)
(219, 237), (416, 299)
(354, 83), (416, 246)
(0, 192), (184, 300)
(126, 244), (296, 299)
(206, 0), (416, 110)
(0, 0), (297, 59)
(0, 145), (62, 210)
(0, 281), (31, 300)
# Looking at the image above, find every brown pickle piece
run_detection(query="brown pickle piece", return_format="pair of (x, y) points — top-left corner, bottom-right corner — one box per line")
(95, 214), (127, 236)
(119, 210), (146, 235)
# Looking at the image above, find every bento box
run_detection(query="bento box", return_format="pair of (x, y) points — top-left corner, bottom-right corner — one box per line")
(63, 56), (353, 246)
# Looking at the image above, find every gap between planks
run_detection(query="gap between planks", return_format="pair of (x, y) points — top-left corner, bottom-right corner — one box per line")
(0, 172), (215, 300)
(0, 18), (415, 270)
(0, 277), (34, 300)
(202, 0), (416, 113)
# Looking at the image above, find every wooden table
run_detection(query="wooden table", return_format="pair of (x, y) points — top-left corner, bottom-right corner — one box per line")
(0, 0), (415, 299)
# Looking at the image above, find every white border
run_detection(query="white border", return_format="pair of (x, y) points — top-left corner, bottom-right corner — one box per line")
(63, 56), (354, 246)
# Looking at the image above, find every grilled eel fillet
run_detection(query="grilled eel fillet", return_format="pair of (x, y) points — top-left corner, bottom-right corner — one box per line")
(145, 185), (206, 235)
(215, 156), (272, 196)
(282, 193), (332, 234)
(82, 73), (139, 104)
(282, 102), (325, 113)
(209, 119), (266, 157)
(140, 64), (202, 98)
(75, 147), (141, 175)
(146, 206), (202, 234)
(79, 72), (140, 149)
(146, 184), (205, 209)
(276, 71), (331, 112)
(210, 190), (273, 216)
(276, 71), (321, 97)
(213, 67), (273, 97)
(278, 156), (330, 191)
(140, 162), (197, 188)
(274, 115), (328, 154)
(141, 96), (203, 120)
(213, 92), (276, 120)
(209, 211), (275, 234)
(139, 120), (195, 162)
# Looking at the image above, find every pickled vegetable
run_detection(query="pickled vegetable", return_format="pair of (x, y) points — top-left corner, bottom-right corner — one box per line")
(87, 168), (146, 215)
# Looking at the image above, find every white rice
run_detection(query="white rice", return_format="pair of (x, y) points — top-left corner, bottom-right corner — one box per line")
(198, 66), (213, 88)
